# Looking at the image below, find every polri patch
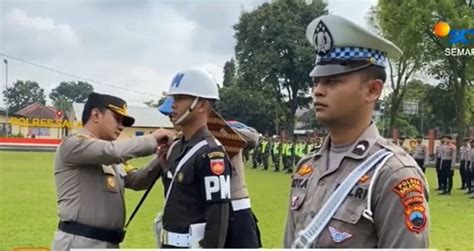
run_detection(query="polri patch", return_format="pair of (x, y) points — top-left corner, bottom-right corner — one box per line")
(393, 177), (427, 233)
(393, 177), (424, 198)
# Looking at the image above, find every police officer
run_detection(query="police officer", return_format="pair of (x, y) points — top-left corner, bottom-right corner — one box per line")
(272, 136), (282, 172)
(159, 97), (261, 248)
(468, 140), (474, 197)
(435, 137), (443, 191)
(439, 135), (456, 195)
(459, 138), (471, 190)
(260, 136), (270, 170)
(157, 70), (261, 248)
(284, 15), (429, 248)
(152, 68), (234, 248)
(52, 92), (172, 249)
(412, 135), (428, 173)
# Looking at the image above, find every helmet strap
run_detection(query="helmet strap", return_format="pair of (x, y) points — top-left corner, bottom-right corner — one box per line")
(174, 97), (200, 125)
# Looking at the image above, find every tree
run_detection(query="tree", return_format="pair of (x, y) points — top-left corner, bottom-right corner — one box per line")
(369, 0), (433, 137)
(3, 80), (46, 112)
(233, 0), (327, 137)
(222, 58), (237, 87)
(215, 82), (277, 134)
(50, 81), (94, 105)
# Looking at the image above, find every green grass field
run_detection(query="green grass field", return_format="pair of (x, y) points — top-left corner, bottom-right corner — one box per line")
(0, 151), (473, 250)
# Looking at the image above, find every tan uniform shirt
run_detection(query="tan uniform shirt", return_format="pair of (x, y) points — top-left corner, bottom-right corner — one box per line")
(284, 123), (429, 248)
(412, 143), (428, 163)
(460, 145), (470, 161)
(440, 143), (456, 166)
(54, 128), (159, 230)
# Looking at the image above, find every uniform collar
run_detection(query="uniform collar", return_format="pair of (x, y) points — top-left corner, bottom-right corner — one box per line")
(181, 126), (210, 148)
(77, 127), (97, 138)
(314, 122), (380, 160)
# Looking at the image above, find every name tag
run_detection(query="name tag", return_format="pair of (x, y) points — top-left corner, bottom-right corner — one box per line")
(102, 165), (116, 176)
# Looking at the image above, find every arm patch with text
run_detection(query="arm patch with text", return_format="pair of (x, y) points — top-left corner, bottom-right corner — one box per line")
(200, 150), (232, 202)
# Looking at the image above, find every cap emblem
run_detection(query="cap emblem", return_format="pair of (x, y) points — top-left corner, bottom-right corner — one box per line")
(314, 21), (333, 56)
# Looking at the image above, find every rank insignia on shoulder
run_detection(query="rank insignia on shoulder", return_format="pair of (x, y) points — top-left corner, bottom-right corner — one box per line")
(352, 140), (369, 155)
(210, 158), (225, 175)
(329, 226), (352, 243)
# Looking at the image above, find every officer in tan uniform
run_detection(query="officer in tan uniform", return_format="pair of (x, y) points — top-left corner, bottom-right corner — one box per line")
(439, 135), (456, 195)
(412, 135), (428, 173)
(284, 15), (429, 248)
(459, 138), (471, 190)
(52, 92), (172, 249)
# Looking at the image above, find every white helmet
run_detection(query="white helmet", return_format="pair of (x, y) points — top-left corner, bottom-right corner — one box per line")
(167, 67), (220, 100)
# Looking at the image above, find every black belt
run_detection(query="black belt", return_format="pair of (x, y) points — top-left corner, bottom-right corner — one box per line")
(58, 221), (125, 244)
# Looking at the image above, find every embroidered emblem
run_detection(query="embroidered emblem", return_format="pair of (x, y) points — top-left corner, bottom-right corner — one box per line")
(314, 21), (333, 56)
(405, 206), (427, 233)
(329, 226), (353, 243)
(393, 177), (427, 233)
(210, 158), (225, 175)
(298, 165), (313, 176)
(106, 176), (116, 190)
(392, 177), (424, 198)
(352, 140), (369, 155)
(207, 151), (225, 158)
(177, 172), (184, 182)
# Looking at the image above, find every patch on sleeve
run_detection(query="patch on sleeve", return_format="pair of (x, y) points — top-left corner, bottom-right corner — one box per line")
(210, 159), (225, 175)
(207, 151), (225, 159)
(392, 177), (427, 233)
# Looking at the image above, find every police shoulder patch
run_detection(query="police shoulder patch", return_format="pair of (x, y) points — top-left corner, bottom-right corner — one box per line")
(392, 177), (427, 233)
(210, 158), (225, 175)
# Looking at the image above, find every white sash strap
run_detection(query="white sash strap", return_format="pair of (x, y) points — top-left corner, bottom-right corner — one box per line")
(291, 149), (394, 248)
(163, 140), (208, 211)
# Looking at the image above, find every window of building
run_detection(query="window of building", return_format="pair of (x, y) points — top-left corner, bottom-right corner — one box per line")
(28, 127), (50, 136)
(0, 123), (11, 135)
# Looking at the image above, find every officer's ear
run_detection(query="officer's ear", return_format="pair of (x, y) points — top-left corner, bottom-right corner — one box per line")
(90, 107), (104, 123)
(365, 79), (383, 104)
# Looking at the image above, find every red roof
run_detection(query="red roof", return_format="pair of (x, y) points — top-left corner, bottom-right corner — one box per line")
(16, 103), (64, 120)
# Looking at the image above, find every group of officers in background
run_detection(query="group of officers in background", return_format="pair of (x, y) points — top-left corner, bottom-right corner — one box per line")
(250, 133), (474, 199)
(433, 136), (474, 198)
(248, 135), (322, 173)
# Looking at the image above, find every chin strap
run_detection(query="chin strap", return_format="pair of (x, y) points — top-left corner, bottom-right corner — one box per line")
(173, 97), (199, 125)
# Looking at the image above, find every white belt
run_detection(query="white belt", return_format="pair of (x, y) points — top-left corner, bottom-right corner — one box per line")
(231, 198), (251, 211)
(161, 229), (190, 247)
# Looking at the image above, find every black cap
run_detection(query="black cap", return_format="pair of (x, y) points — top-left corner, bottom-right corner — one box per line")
(442, 134), (452, 139)
(83, 92), (135, 127)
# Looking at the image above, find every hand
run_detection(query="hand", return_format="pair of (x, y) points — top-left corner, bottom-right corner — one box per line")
(151, 129), (173, 144)
(156, 143), (170, 167)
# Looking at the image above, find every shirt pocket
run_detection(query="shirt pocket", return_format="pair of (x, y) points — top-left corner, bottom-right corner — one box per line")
(175, 163), (195, 185)
(102, 164), (119, 193)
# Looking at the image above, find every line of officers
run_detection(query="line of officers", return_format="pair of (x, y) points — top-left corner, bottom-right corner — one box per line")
(248, 135), (322, 173)
(404, 135), (474, 198)
(433, 136), (474, 198)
